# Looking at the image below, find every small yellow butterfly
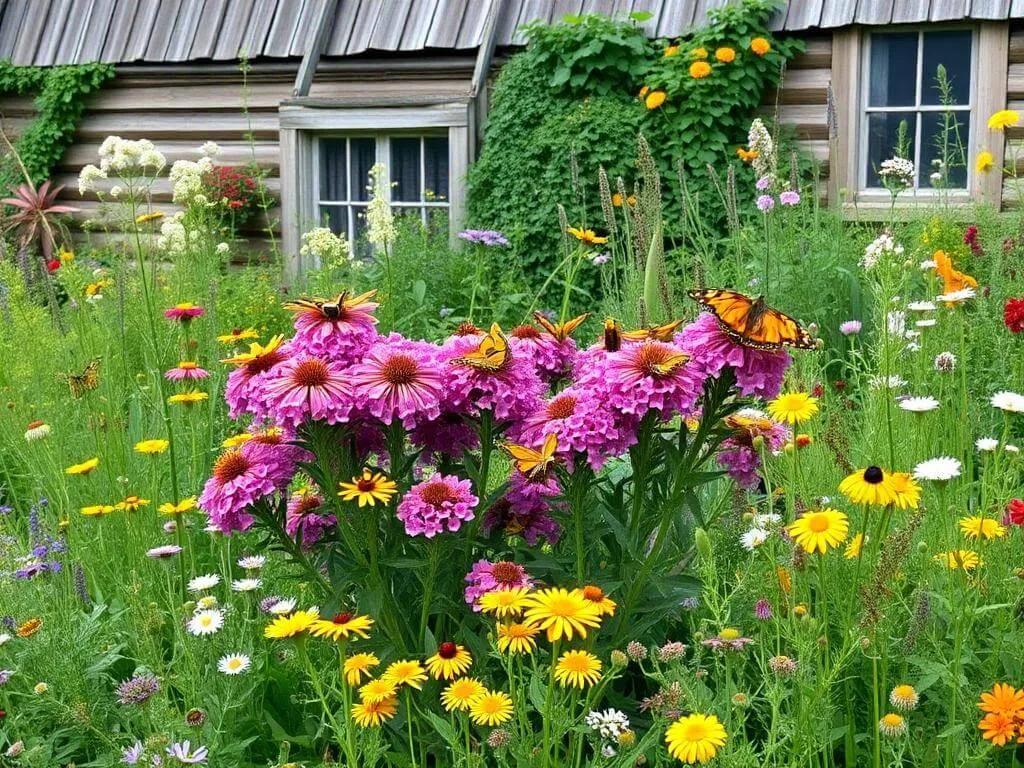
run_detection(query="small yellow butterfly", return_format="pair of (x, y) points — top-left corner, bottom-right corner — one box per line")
(621, 319), (684, 342)
(452, 323), (510, 371)
(533, 312), (590, 342)
(501, 433), (558, 479)
(283, 289), (377, 320)
(61, 358), (101, 398)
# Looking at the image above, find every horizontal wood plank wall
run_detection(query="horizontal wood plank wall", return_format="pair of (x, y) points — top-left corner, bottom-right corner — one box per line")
(1003, 23), (1024, 206)
(0, 36), (829, 253)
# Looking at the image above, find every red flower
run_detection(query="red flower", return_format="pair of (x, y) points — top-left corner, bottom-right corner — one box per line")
(1007, 499), (1024, 526)
(1004, 297), (1024, 334)
(963, 225), (983, 257)
(811, 383), (824, 398)
(46, 259), (60, 272)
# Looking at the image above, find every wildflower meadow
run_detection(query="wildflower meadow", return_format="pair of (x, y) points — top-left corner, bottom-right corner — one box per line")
(2, 7), (1024, 768)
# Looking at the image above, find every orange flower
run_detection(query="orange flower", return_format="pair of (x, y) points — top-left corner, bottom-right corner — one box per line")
(751, 37), (771, 56)
(715, 47), (736, 63)
(737, 147), (758, 162)
(979, 711), (1017, 746)
(638, 85), (650, 99)
(663, 45), (680, 57)
(979, 683), (1024, 716)
(690, 47), (708, 60)
(645, 90), (667, 110)
(777, 566), (792, 594)
(933, 250), (978, 294)
(689, 61), (711, 79)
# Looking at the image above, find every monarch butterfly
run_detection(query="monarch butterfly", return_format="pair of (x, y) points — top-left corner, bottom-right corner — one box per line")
(621, 319), (685, 342)
(452, 323), (510, 371)
(533, 312), (590, 342)
(62, 358), (101, 398)
(501, 433), (558, 479)
(724, 412), (777, 444)
(688, 289), (815, 350)
(282, 289), (377, 320)
(603, 318), (621, 352)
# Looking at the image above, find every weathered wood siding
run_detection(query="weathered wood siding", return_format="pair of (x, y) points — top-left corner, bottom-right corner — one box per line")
(1003, 23), (1024, 206)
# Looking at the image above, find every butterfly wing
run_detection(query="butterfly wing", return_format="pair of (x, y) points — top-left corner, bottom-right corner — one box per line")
(688, 289), (814, 350)
(452, 323), (509, 371)
(501, 433), (558, 478)
(282, 296), (329, 315)
(63, 358), (101, 398)
(534, 312), (590, 342)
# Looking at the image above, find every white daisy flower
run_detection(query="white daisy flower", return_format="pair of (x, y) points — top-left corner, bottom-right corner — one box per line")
(991, 391), (1024, 413)
(919, 259), (937, 270)
(936, 288), (975, 304)
(899, 396), (939, 413)
(187, 574), (221, 593)
(237, 555), (266, 570)
(915, 319), (937, 328)
(0, 633), (10, 646)
(1006, 444), (1020, 454)
(976, 437), (999, 452)
(268, 598), (297, 615)
(231, 578), (261, 593)
(740, 528), (770, 551)
(752, 512), (782, 528)
(187, 609), (224, 637)
(912, 456), (962, 482)
(217, 653), (251, 675)
(907, 301), (936, 312)
(869, 375), (908, 390)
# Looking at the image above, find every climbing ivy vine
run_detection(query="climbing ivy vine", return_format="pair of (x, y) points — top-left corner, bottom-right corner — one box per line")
(0, 61), (115, 189)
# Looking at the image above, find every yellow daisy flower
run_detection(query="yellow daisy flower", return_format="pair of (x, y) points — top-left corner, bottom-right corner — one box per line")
(554, 650), (602, 689)
(523, 587), (603, 642)
(787, 508), (849, 554)
(988, 109), (1020, 130)
(958, 516), (1006, 540)
(889, 472), (921, 510)
(359, 678), (397, 704)
(496, 622), (540, 655)
(343, 653), (379, 686)
(168, 392), (208, 406)
(134, 439), (169, 455)
(839, 466), (897, 506)
(578, 585), (617, 616)
(468, 690), (513, 726)
(478, 587), (532, 618)
(976, 150), (994, 173)
(665, 713), (727, 764)
(264, 609), (320, 639)
(933, 550), (982, 571)
(116, 495), (150, 512)
(767, 392), (819, 424)
(350, 696), (397, 728)
(425, 643), (473, 680)
(65, 457), (99, 476)
(159, 497), (197, 516)
(844, 532), (866, 559)
(81, 504), (115, 518)
(217, 327), (259, 344)
(441, 677), (486, 712)
(382, 660), (428, 690)
(337, 469), (398, 507)
(222, 432), (253, 448)
(309, 612), (374, 641)
(566, 226), (608, 246)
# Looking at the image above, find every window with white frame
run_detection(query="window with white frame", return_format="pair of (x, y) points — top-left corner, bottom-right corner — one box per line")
(316, 134), (450, 254)
(861, 29), (974, 191)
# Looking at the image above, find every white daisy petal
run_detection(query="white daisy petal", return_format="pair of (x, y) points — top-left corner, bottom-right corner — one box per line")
(991, 391), (1024, 413)
(217, 653), (251, 675)
(187, 609), (224, 637)
(187, 574), (221, 593)
(912, 456), (961, 482)
(898, 396), (940, 413)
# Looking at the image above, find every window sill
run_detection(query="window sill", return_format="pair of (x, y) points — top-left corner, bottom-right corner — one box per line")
(839, 193), (982, 221)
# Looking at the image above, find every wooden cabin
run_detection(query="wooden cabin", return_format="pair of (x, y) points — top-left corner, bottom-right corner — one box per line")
(0, 0), (1020, 276)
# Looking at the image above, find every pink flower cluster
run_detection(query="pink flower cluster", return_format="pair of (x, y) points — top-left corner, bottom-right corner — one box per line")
(396, 474), (478, 538)
(464, 559), (534, 609)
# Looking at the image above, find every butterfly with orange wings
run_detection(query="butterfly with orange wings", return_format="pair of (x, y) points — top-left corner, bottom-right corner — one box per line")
(451, 323), (510, 372)
(688, 289), (815, 351)
(621, 319), (685, 342)
(724, 411), (777, 445)
(533, 312), (590, 342)
(282, 289), (377, 320)
(60, 358), (101, 398)
(501, 433), (559, 479)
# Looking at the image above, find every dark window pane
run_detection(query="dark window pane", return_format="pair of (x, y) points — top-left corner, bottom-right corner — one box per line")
(868, 32), (918, 107)
(866, 111), (917, 187)
(352, 204), (370, 258)
(424, 137), (449, 202)
(318, 205), (349, 240)
(319, 139), (347, 201)
(391, 137), (422, 202)
(920, 111), (969, 188)
(350, 138), (375, 202)
(921, 30), (972, 106)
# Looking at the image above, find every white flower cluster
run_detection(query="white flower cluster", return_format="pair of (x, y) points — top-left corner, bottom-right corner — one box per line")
(101, 136), (165, 174)
(169, 156), (215, 207)
(860, 231), (904, 270)
(199, 141), (222, 159)
(215, 242), (230, 256)
(78, 164), (106, 195)
(156, 214), (187, 255)
(366, 163), (396, 249)
(747, 118), (775, 178)
(879, 157), (915, 187)
(300, 227), (351, 267)
(741, 512), (781, 552)
(586, 708), (630, 740)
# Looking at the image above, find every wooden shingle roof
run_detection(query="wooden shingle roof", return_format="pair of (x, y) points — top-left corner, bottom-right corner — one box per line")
(0, 0), (1021, 66)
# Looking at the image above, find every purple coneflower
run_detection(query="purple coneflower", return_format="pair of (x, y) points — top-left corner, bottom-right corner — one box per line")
(396, 474), (478, 538)
(261, 355), (353, 428)
(349, 338), (443, 427)
(165, 361), (210, 381)
(602, 340), (706, 420)
(287, 291), (379, 363)
(754, 598), (773, 621)
(839, 320), (862, 336)
(164, 303), (205, 322)
(464, 559), (533, 609)
(285, 490), (335, 549)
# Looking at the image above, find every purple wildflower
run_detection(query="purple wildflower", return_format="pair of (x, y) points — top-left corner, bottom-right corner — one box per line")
(166, 741), (209, 764)
(756, 194), (775, 212)
(754, 599), (773, 621)
(779, 189), (800, 206)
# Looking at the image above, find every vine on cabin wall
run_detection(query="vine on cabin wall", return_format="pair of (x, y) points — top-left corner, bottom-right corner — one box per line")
(0, 61), (116, 191)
